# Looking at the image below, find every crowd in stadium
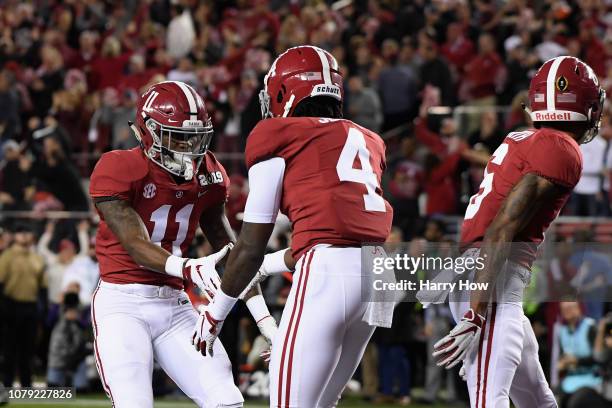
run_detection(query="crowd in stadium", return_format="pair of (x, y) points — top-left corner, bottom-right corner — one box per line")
(0, 0), (612, 406)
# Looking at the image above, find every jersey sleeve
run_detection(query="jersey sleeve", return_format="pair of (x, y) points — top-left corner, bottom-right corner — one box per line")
(524, 133), (582, 189)
(89, 151), (146, 201)
(245, 119), (297, 169)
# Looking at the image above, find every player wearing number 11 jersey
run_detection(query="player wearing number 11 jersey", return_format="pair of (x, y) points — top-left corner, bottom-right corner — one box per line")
(88, 81), (280, 408)
(190, 46), (393, 407)
(433, 56), (605, 408)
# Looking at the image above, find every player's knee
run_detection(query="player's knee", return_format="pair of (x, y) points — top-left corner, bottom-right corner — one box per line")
(194, 384), (243, 408)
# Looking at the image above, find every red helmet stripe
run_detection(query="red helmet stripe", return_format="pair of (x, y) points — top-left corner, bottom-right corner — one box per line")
(545, 56), (566, 111)
(171, 80), (198, 121)
(311, 46), (332, 85)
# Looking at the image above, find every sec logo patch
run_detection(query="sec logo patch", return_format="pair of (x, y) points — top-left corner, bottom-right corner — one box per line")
(143, 183), (156, 198)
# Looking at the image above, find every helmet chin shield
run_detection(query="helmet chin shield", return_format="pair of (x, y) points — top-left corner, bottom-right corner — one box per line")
(145, 117), (213, 180)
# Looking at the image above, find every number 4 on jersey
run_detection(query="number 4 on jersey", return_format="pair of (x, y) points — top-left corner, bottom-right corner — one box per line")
(336, 127), (386, 212)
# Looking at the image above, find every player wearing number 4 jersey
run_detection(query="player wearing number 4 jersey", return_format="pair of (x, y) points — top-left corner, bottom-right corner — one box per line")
(190, 45), (393, 407)
(432, 56), (605, 408)
(89, 81), (277, 408)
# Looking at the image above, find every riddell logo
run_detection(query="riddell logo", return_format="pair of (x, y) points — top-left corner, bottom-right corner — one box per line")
(534, 111), (571, 120)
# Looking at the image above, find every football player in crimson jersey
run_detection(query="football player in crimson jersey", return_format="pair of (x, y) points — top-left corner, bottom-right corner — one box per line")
(431, 56), (605, 408)
(190, 46), (393, 407)
(88, 81), (278, 408)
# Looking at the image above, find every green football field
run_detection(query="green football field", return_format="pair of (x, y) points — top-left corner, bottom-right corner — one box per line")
(6, 395), (451, 407)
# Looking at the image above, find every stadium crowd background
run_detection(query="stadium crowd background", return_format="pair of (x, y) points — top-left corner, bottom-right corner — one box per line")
(0, 0), (611, 406)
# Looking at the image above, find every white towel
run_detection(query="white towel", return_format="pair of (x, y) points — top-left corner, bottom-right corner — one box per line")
(361, 246), (399, 328)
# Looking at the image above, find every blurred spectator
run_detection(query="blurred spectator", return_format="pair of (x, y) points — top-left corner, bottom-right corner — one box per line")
(0, 141), (34, 211)
(459, 33), (505, 109)
(568, 230), (612, 320)
(0, 69), (21, 141)
(418, 31), (454, 106)
(61, 236), (99, 308)
(467, 110), (505, 153)
(166, 5), (196, 60)
(570, 134), (608, 216)
(388, 137), (423, 237)
(0, 223), (46, 387)
(375, 300), (413, 406)
(555, 302), (601, 407)
(378, 39), (418, 132)
(38, 220), (89, 306)
(32, 135), (89, 212)
(46, 292), (89, 390)
(89, 88), (138, 151)
(346, 75), (383, 133)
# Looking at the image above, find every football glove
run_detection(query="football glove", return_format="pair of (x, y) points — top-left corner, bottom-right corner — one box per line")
(192, 309), (223, 357)
(432, 308), (485, 369)
(183, 243), (232, 302)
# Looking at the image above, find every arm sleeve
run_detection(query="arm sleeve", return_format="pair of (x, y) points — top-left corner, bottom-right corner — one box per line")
(243, 158), (285, 224)
(37, 231), (54, 259)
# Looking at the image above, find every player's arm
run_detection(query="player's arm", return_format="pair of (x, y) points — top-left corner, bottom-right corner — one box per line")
(433, 173), (566, 369)
(198, 201), (261, 299)
(192, 157), (293, 355)
(96, 199), (171, 272)
(470, 173), (566, 315)
(199, 202), (235, 252)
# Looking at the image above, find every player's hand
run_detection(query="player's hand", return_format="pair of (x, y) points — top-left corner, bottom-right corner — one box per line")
(256, 315), (277, 363)
(432, 309), (485, 369)
(183, 243), (233, 302)
(256, 315), (278, 345)
(192, 309), (224, 357)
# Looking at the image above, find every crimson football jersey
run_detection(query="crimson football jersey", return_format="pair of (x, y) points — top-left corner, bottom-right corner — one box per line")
(90, 148), (229, 288)
(245, 117), (393, 259)
(461, 128), (582, 265)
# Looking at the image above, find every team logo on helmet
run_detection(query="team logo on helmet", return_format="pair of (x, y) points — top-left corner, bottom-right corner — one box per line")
(143, 183), (156, 199)
(556, 76), (569, 92)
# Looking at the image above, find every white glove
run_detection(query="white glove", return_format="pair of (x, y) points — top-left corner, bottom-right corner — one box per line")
(256, 315), (277, 362)
(432, 308), (485, 369)
(257, 315), (278, 345)
(183, 244), (233, 302)
(238, 249), (290, 300)
(192, 309), (223, 357)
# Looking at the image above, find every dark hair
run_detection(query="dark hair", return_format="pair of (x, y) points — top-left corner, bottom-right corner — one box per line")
(533, 121), (588, 136)
(292, 96), (343, 119)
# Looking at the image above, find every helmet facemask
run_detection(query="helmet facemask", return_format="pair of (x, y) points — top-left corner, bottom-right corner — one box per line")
(145, 118), (213, 180)
(581, 88), (606, 144)
(259, 88), (272, 119)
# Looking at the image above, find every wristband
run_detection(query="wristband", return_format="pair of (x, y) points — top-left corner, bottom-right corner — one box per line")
(208, 289), (238, 321)
(262, 248), (291, 275)
(246, 294), (272, 323)
(165, 255), (187, 278)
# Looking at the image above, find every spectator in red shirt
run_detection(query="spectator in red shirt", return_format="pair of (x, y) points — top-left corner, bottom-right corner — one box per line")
(89, 36), (132, 91)
(440, 22), (475, 77)
(459, 33), (505, 104)
(579, 20), (607, 78)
